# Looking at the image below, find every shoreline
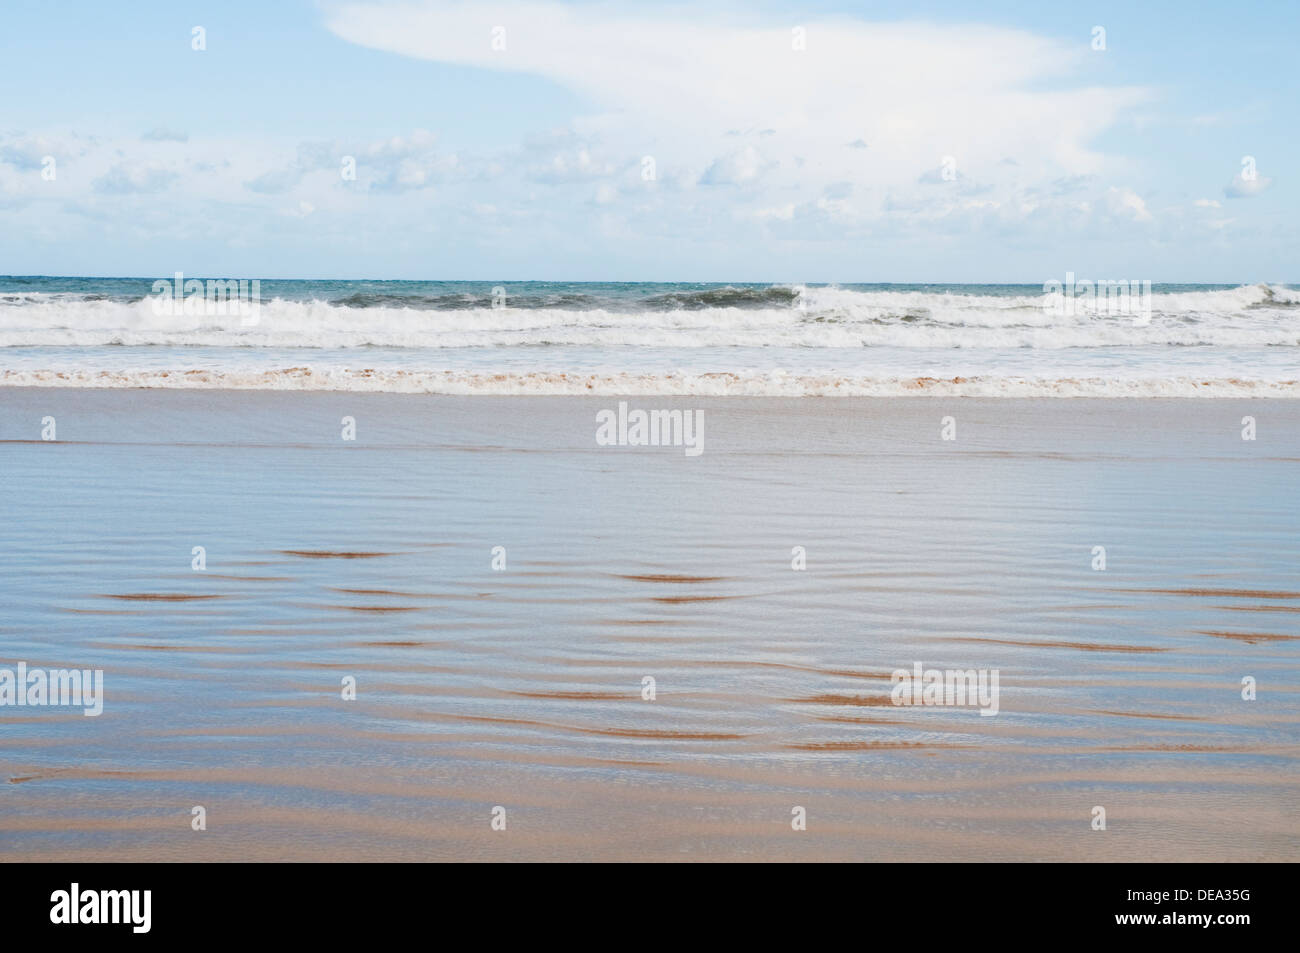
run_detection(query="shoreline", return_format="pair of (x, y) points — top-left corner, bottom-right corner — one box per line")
(2, 371), (1298, 397)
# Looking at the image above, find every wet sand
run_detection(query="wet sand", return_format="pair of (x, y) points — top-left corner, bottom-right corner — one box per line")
(0, 390), (1297, 861)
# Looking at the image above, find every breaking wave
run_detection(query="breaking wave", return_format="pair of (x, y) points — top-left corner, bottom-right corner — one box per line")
(2, 279), (1296, 394)
(0, 283), (1296, 350)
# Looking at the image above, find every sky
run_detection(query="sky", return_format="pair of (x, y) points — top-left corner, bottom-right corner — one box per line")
(0, 0), (1295, 282)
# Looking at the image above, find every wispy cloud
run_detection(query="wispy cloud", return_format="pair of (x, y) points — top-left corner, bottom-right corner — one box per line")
(141, 127), (189, 143)
(93, 162), (178, 194)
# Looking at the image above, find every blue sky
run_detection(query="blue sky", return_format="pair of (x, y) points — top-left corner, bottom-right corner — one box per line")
(0, 0), (1295, 281)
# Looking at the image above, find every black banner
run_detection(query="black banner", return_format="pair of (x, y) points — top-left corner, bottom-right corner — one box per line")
(0, 863), (1283, 940)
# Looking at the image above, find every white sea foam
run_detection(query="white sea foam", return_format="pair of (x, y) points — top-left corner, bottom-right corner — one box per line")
(2, 282), (1296, 394)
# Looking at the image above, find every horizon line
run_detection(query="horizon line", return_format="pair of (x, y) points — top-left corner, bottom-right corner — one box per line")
(2, 274), (1295, 286)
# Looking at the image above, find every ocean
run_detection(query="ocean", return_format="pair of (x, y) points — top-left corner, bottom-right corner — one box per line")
(1, 277), (1297, 395)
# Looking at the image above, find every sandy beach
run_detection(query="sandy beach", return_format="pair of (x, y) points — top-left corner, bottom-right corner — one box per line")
(0, 388), (1295, 861)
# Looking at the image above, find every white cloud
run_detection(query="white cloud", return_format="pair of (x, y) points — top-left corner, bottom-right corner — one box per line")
(1224, 172), (1273, 199)
(324, 0), (1150, 203)
(1103, 186), (1152, 223)
(700, 146), (771, 186)
(531, 145), (614, 184)
(0, 134), (73, 170)
(752, 203), (795, 221)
